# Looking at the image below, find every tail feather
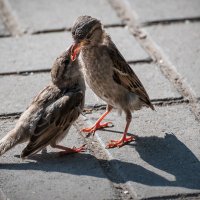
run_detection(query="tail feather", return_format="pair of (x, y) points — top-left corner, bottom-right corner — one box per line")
(0, 129), (24, 156)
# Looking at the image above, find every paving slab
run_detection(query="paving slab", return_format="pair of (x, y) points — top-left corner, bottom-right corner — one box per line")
(0, 17), (10, 37)
(0, 27), (149, 74)
(0, 32), (71, 74)
(0, 119), (117, 200)
(106, 27), (149, 62)
(7, 0), (121, 33)
(126, 0), (200, 24)
(145, 22), (200, 97)
(85, 105), (200, 199)
(0, 73), (51, 114)
(131, 63), (181, 100)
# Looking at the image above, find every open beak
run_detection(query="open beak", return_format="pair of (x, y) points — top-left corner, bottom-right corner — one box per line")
(71, 40), (87, 61)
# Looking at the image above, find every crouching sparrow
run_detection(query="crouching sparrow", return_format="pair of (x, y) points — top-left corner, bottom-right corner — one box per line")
(0, 45), (86, 158)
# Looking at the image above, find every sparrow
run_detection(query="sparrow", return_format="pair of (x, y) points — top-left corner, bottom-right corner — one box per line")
(0, 45), (86, 158)
(71, 16), (154, 148)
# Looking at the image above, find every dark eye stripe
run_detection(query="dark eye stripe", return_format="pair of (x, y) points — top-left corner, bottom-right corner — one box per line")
(86, 27), (101, 39)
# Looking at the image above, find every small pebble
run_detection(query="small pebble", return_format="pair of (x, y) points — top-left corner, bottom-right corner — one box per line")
(124, 190), (129, 194)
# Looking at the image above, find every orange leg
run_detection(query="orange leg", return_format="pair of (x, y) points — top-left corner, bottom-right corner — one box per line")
(53, 144), (87, 155)
(81, 105), (113, 134)
(106, 111), (136, 148)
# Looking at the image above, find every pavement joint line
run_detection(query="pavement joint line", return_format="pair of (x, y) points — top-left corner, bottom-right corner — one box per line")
(0, 60), (153, 77)
(84, 97), (187, 111)
(108, 0), (200, 122)
(152, 99), (189, 107)
(127, 58), (153, 64)
(0, 97), (188, 120)
(0, 0), (23, 36)
(31, 27), (70, 35)
(25, 24), (125, 35)
(142, 192), (200, 200)
(0, 98), (188, 120)
(0, 69), (51, 76)
(141, 17), (200, 27)
(0, 34), (11, 38)
(0, 112), (21, 119)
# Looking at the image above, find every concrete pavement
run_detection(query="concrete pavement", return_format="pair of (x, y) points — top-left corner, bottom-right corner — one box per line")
(0, 0), (200, 199)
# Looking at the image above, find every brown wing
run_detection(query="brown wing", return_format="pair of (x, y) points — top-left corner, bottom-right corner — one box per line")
(106, 40), (154, 110)
(21, 91), (83, 158)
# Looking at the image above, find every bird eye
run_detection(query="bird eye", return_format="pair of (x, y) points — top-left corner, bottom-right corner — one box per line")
(86, 33), (92, 39)
(65, 58), (70, 65)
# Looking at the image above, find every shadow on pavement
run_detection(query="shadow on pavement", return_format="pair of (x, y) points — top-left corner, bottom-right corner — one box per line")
(129, 133), (200, 189)
(0, 133), (199, 190)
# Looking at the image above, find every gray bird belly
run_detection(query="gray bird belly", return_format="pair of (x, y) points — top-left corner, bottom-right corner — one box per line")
(80, 50), (143, 111)
(80, 54), (129, 109)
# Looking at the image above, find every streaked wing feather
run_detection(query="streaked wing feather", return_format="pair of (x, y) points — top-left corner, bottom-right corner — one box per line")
(21, 91), (83, 157)
(106, 41), (154, 110)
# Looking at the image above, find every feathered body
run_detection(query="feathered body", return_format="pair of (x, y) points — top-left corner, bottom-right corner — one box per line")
(79, 35), (153, 112)
(71, 16), (154, 148)
(0, 47), (85, 158)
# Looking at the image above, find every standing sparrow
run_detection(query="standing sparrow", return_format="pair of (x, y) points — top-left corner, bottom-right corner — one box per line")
(0, 45), (86, 158)
(71, 16), (154, 148)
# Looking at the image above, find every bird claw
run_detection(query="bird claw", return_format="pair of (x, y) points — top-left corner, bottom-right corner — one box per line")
(72, 144), (87, 152)
(81, 121), (113, 135)
(59, 144), (87, 155)
(106, 135), (136, 149)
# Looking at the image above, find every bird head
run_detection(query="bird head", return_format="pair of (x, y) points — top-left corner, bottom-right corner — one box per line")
(71, 16), (103, 61)
(51, 45), (81, 88)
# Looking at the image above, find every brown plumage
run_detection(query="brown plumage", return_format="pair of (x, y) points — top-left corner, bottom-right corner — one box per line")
(71, 16), (154, 148)
(0, 45), (86, 158)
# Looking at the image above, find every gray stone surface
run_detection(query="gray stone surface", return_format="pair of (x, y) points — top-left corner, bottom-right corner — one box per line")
(127, 0), (200, 24)
(145, 22), (200, 97)
(85, 105), (200, 199)
(0, 28), (149, 74)
(0, 119), (116, 200)
(0, 32), (71, 74)
(7, 0), (121, 33)
(131, 63), (181, 100)
(0, 73), (51, 114)
(106, 27), (149, 61)
(0, 17), (10, 37)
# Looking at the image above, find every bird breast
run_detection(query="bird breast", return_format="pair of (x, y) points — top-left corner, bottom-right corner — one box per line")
(79, 48), (129, 109)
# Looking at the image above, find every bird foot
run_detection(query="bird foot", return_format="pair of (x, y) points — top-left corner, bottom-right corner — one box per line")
(106, 135), (136, 148)
(59, 144), (87, 156)
(81, 121), (113, 134)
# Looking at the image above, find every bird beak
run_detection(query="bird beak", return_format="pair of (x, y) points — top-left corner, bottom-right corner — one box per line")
(71, 40), (88, 61)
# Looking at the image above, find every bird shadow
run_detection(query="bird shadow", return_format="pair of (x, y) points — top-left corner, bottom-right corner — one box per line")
(0, 133), (199, 190)
(129, 133), (200, 189)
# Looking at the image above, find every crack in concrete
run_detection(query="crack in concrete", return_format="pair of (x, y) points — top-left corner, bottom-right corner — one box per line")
(142, 17), (200, 27)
